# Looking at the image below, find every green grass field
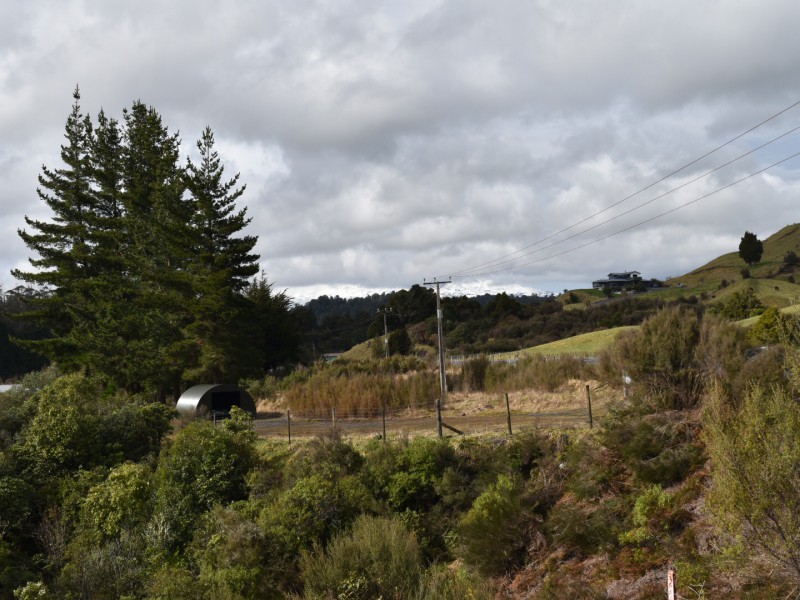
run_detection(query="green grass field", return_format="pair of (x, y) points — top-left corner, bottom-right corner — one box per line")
(499, 325), (638, 358)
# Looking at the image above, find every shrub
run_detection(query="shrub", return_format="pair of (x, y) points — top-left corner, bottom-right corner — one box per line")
(545, 496), (622, 556)
(732, 346), (792, 402)
(749, 306), (795, 345)
(79, 462), (153, 542)
(601, 407), (703, 485)
(563, 437), (625, 500)
(461, 355), (489, 392)
(618, 485), (674, 546)
(57, 530), (149, 599)
(152, 420), (256, 551)
(244, 375), (280, 401)
(191, 505), (275, 599)
(387, 438), (456, 512)
(259, 473), (372, 562)
(610, 306), (706, 410)
(455, 474), (526, 576)
(704, 384), (800, 581)
(146, 566), (202, 600)
(718, 287), (763, 320)
(284, 430), (363, 482)
(416, 564), (495, 600)
(300, 514), (422, 600)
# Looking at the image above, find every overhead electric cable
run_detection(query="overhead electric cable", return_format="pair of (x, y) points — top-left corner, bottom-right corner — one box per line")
(452, 124), (800, 277)
(446, 97), (800, 278)
(458, 149), (800, 278)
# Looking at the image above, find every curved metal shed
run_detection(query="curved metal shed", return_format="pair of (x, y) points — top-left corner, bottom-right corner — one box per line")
(176, 384), (256, 420)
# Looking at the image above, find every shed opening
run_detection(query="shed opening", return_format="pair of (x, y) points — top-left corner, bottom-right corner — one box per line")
(176, 384), (256, 420)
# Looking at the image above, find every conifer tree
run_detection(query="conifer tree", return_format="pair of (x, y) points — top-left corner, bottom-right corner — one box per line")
(117, 101), (194, 397)
(738, 231), (764, 266)
(12, 92), (296, 397)
(12, 87), (95, 368)
(182, 127), (259, 382)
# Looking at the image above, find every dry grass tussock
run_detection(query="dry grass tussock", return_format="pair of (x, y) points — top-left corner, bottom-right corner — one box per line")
(444, 379), (614, 416)
(256, 377), (613, 420)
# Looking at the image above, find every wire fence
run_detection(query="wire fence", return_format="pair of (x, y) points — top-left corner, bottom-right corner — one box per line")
(253, 402), (598, 440)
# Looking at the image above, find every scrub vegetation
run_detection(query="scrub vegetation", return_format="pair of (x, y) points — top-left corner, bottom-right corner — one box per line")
(4, 304), (800, 598)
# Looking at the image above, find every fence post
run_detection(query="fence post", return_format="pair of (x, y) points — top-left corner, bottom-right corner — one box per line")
(382, 397), (386, 442)
(505, 392), (513, 436)
(332, 407), (336, 431)
(667, 565), (676, 600)
(436, 397), (443, 438)
(585, 384), (593, 429)
(287, 409), (292, 447)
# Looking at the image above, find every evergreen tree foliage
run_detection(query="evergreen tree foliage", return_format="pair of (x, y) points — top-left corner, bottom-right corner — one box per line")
(13, 87), (95, 368)
(245, 274), (302, 373)
(12, 91), (290, 397)
(182, 127), (259, 383)
(738, 230), (764, 265)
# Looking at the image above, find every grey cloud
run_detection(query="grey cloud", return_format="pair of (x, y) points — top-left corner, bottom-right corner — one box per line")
(3, 0), (800, 298)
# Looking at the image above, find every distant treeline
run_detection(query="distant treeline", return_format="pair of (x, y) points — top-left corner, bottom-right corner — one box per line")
(300, 285), (677, 355)
(0, 287), (49, 380)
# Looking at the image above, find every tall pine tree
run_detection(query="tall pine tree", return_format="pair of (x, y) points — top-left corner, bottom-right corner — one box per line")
(12, 87), (95, 369)
(13, 92), (297, 398)
(183, 127), (259, 382)
(118, 101), (194, 398)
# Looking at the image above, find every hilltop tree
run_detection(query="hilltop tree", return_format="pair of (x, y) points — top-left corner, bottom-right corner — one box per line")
(738, 231), (764, 266)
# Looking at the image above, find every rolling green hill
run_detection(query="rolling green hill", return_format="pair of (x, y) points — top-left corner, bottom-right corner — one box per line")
(669, 223), (800, 288)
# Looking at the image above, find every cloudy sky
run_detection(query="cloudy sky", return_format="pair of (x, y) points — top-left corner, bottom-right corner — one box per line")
(3, 1), (800, 302)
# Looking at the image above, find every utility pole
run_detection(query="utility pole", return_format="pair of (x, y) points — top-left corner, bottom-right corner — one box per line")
(424, 277), (450, 437)
(377, 308), (392, 359)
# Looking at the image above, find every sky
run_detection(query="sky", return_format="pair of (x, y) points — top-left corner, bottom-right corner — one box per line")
(3, 1), (800, 303)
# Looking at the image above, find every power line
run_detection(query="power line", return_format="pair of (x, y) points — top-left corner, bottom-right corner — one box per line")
(458, 148), (800, 278)
(452, 124), (800, 277)
(446, 97), (800, 278)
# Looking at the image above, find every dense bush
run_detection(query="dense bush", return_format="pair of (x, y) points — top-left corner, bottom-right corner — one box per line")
(152, 415), (256, 551)
(5, 322), (798, 600)
(545, 496), (622, 556)
(12, 374), (173, 484)
(455, 474), (527, 576)
(704, 384), (800, 580)
(300, 514), (422, 600)
(607, 306), (746, 411)
(601, 406), (704, 485)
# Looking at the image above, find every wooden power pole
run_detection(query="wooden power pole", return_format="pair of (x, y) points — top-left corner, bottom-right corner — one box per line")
(424, 277), (450, 437)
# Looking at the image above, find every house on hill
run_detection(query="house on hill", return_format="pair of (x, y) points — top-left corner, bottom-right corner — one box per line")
(592, 271), (642, 290)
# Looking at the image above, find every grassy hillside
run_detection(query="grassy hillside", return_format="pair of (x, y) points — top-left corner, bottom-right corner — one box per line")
(670, 223), (800, 288)
(513, 325), (637, 356)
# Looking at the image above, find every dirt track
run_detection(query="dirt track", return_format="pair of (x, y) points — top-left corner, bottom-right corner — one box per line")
(253, 405), (602, 439)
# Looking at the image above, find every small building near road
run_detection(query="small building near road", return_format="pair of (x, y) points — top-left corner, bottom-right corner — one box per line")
(592, 271), (642, 290)
(176, 384), (256, 420)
